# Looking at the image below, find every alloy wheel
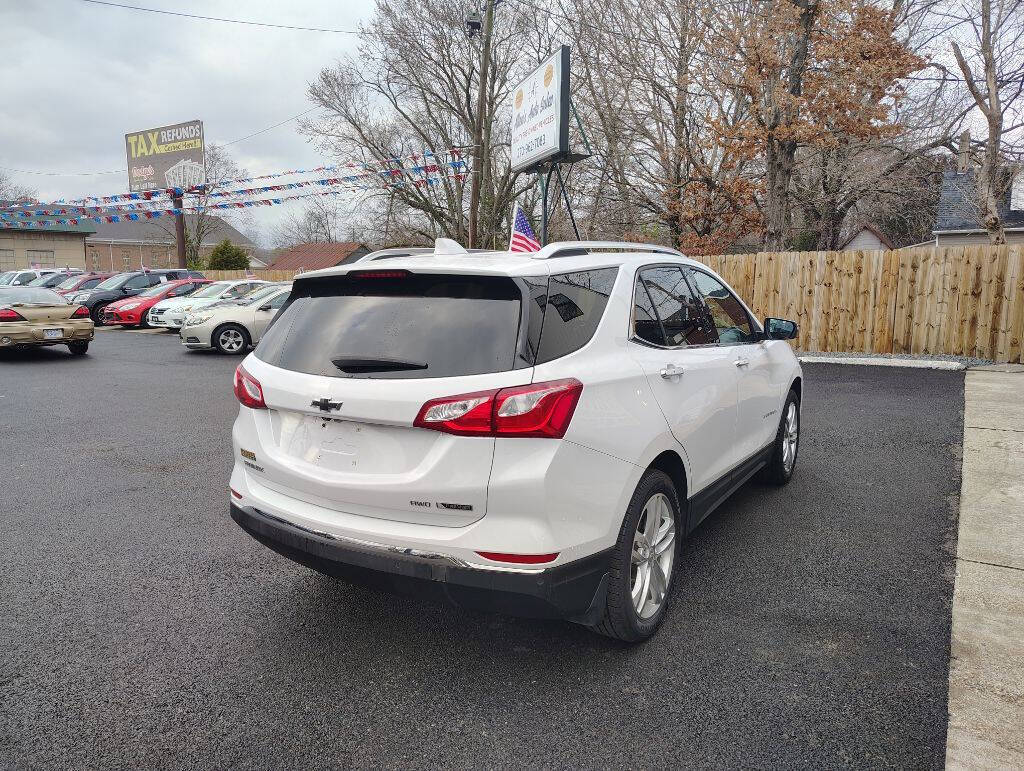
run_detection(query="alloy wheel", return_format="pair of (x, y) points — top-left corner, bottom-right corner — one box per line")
(782, 402), (799, 473)
(630, 492), (676, 619)
(219, 328), (245, 353)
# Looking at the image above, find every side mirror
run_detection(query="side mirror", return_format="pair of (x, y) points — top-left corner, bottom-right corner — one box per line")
(258, 303), (272, 312)
(764, 317), (798, 340)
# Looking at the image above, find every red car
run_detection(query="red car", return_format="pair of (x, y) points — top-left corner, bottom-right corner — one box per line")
(54, 272), (113, 296)
(103, 278), (211, 327)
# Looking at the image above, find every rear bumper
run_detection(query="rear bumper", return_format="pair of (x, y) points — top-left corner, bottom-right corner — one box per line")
(230, 502), (612, 623)
(0, 320), (94, 346)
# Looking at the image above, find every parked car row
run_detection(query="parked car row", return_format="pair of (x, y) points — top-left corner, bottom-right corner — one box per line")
(65, 268), (205, 324)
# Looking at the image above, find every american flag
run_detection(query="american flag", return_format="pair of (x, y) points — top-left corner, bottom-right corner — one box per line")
(509, 204), (541, 252)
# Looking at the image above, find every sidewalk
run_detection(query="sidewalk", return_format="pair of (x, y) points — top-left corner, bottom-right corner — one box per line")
(946, 368), (1024, 769)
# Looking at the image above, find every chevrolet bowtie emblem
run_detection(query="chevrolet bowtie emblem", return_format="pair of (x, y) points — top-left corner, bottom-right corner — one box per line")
(311, 398), (343, 412)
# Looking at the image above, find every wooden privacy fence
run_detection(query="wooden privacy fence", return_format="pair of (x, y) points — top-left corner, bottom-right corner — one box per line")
(694, 245), (1024, 363)
(204, 269), (296, 282)
(210, 245), (1024, 363)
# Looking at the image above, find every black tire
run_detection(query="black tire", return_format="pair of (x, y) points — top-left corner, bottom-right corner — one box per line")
(68, 341), (89, 356)
(90, 304), (108, 326)
(758, 389), (800, 486)
(212, 323), (251, 355)
(588, 469), (682, 643)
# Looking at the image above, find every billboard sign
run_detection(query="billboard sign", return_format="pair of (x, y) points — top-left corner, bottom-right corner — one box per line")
(510, 47), (570, 173)
(125, 119), (205, 192)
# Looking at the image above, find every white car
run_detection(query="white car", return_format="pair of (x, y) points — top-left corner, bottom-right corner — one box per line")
(147, 280), (268, 329)
(228, 241), (802, 642)
(0, 268), (63, 286)
(181, 283), (292, 354)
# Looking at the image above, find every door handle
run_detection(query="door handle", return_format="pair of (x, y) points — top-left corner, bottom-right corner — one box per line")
(734, 358), (750, 368)
(660, 364), (685, 379)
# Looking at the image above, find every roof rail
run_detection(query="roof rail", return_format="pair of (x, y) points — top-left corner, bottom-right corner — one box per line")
(530, 241), (683, 260)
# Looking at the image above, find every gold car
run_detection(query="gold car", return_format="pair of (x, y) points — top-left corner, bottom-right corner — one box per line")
(0, 286), (95, 355)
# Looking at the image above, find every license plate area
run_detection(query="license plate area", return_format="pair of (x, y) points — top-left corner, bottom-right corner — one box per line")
(286, 416), (369, 472)
(43, 328), (63, 339)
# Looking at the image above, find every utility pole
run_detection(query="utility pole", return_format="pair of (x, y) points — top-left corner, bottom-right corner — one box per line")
(467, 0), (495, 249)
(173, 193), (186, 268)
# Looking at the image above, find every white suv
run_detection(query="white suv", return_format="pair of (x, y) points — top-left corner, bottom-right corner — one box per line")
(228, 241), (802, 641)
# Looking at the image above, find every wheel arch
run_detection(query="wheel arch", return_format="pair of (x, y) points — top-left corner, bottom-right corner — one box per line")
(645, 449), (688, 505)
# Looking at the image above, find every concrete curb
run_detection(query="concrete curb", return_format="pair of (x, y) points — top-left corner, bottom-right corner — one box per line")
(798, 355), (966, 370)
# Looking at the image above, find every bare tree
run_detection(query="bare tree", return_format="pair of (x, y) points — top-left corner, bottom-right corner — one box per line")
(947, 0), (1024, 243)
(0, 171), (35, 204)
(302, 0), (539, 247)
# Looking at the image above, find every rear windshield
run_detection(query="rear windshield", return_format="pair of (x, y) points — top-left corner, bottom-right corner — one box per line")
(0, 287), (68, 305)
(255, 273), (526, 379)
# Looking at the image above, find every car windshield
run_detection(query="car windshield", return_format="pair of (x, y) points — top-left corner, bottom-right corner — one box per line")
(0, 272), (18, 285)
(57, 275), (87, 289)
(95, 274), (132, 290)
(242, 285), (283, 305)
(0, 287), (69, 305)
(189, 282), (231, 299)
(27, 274), (56, 286)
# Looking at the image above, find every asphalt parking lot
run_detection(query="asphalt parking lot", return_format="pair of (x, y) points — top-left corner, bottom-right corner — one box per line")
(1, 331), (964, 769)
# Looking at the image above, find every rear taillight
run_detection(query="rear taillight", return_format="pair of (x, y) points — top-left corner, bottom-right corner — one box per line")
(70, 305), (89, 319)
(0, 309), (25, 321)
(414, 378), (583, 438)
(233, 364), (267, 409)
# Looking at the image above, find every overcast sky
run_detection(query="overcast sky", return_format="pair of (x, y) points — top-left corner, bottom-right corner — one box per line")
(0, 0), (375, 245)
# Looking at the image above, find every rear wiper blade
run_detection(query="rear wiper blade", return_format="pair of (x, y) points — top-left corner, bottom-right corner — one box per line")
(330, 355), (428, 373)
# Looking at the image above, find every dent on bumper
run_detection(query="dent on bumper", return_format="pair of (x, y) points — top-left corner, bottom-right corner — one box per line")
(230, 502), (612, 622)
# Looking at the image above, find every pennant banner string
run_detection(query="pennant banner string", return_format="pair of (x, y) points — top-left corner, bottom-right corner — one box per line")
(2, 148), (470, 210)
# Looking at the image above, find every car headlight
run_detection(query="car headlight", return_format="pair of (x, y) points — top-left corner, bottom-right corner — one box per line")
(120, 302), (141, 311)
(185, 314), (213, 326)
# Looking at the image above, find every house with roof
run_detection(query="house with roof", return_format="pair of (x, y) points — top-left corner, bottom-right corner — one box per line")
(84, 215), (257, 272)
(933, 170), (1024, 246)
(268, 242), (371, 272)
(0, 211), (96, 272)
(839, 223), (894, 251)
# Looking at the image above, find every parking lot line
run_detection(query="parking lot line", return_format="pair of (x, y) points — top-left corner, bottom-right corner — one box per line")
(945, 370), (1024, 769)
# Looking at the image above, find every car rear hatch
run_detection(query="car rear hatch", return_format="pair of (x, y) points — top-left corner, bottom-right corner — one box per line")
(242, 268), (543, 527)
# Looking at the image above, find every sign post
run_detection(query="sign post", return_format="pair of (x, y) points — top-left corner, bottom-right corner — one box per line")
(509, 47), (587, 245)
(125, 119), (205, 268)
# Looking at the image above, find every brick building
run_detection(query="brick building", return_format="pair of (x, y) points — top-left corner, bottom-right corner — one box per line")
(85, 215), (257, 272)
(0, 215), (95, 271)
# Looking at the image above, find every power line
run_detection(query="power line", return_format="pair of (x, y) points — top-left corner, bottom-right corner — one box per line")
(76, 0), (360, 34)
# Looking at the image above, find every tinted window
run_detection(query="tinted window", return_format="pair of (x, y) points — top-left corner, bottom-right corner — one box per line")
(14, 272), (35, 285)
(267, 292), (289, 310)
(124, 274), (150, 290)
(634, 267), (715, 347)
(688, 269), (755, 344)
(535, 268), (617, 364)
(256, 273), (525, 379)
(80, 278), (102, 290)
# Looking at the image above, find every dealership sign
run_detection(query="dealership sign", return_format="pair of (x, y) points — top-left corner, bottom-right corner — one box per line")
(124, 119), (206, 192)
(510, 47), (570, 173)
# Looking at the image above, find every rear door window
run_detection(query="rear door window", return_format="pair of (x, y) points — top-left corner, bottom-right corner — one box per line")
(256, 273), (527, 379)
(535, 268), (618, 363)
